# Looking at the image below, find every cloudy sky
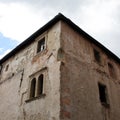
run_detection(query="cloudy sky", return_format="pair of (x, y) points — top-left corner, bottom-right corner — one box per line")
(0, 0), (120, 59)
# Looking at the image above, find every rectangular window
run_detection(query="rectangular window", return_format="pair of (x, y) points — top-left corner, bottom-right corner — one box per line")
(37, 37), (45, 53)
(0, 65), (2, 74)
(5, 64), (9, 71)
(94, 49), (101, 63)
(98, 83), (109, 107)
(108, 63), (116, 79)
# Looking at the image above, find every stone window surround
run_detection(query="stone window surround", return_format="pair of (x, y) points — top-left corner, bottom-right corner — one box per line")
(35, 32), (48, 54)
(37, 37), (45, 53)
(26, 67), (47, 102)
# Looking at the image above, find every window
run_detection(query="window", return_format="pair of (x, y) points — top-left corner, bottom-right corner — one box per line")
(94, 49), (101, 63)
(37, 74), (43, 96)
(5, 64), (9, 71)
(108, 63), (116, 79)
(30, 78), (36, 98)
(29, 74), (44, 100)
(37, 37), (45, 53)
(28, 68), (47, 102)
(98, 83), (109, 107)
(0, 65), (2, 74)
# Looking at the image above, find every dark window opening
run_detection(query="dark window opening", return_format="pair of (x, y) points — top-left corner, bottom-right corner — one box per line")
(5, 64), (9, 71)
(30, 78), (36, 98)
(98, 83), (109, 107)
(0, 65), (2, 74)
(108, 63), (116, 79)
(37, 74), (43, 96)
(37, 37), (45, 53)
(94, 49), (101, 63)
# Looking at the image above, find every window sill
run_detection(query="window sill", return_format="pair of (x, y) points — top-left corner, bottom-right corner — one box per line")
(36, 49), (47, 56)
(25, 94), (46, 103)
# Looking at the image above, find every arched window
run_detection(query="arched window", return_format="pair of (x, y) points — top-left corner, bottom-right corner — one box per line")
(30, 78), (36, 98)
(37, 74), (44, 96)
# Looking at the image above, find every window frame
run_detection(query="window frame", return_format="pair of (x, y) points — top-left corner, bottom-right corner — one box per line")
(37, 37), (46, 53)
(27, 68), (47, 102)
(29, 74), (44, 99)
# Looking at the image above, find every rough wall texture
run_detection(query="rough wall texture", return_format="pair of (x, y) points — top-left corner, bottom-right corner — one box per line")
(0, 22), (61, 120)
(60, 21), (120, 120)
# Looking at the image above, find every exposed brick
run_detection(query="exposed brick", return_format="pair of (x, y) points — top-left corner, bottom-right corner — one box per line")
(61, 109), (71, 119)
(61, 97), (71, 106)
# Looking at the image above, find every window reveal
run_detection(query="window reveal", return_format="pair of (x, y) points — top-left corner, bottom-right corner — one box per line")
(94, 49), (101, 63)
(5, 64), (9, 71)
(30, 78), (36, 98)
(98, 83), (109, 107)
(108, 63), (116, 79)
(0, 65), (2, 74)
(37, 74), (43, 96)
(29, 74), (44, 99)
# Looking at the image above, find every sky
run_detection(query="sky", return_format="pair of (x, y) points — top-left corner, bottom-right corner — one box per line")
(0, 0), (120, 59)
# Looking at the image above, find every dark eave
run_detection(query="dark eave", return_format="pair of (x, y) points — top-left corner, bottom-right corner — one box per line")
(0, 13), (120, 64)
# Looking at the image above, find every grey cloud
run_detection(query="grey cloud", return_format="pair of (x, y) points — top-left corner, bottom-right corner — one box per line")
(96, 29), (120, 58)
(0, 0), (90, 14)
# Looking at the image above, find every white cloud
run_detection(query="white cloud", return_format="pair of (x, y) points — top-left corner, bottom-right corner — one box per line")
(0, 2), (48, 42)
(77, 0), (120, 34)
(0, 49), (11, 59)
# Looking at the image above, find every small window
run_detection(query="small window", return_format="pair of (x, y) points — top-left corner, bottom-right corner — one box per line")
(5, 64), (9, 71)
(98, 83), (109, 107)
(37, 74), (44, 96)
(0, 65), (2, 74)
(30, 78), (36, 98)
(94, 49), (101, 63)
(108, 63), (116, 79)
(37, 37), (45, 53)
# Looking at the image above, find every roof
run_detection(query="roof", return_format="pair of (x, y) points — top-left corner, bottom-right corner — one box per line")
(0, 13), (120, 64)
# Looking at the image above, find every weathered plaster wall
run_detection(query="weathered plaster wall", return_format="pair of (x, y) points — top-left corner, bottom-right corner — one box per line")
(0, 22), (61, 120)
(60, 21), (120, 120)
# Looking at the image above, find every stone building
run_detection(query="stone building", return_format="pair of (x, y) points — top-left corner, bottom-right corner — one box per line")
(0, 13), (120, 120)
